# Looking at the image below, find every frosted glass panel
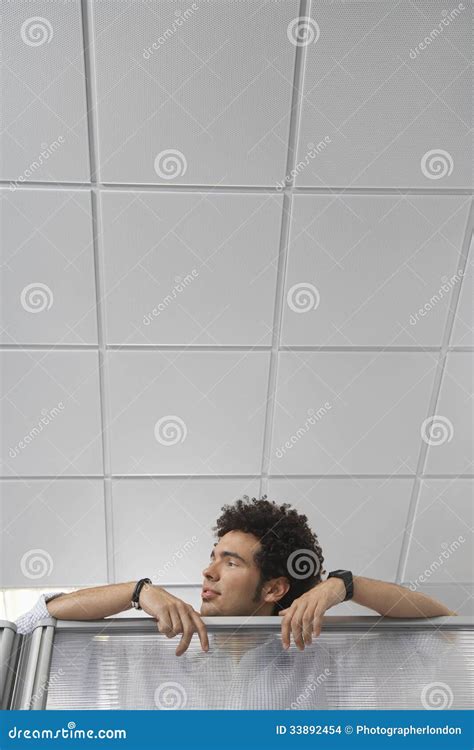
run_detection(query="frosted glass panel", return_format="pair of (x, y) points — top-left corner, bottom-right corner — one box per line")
(46, 628), (473, 710)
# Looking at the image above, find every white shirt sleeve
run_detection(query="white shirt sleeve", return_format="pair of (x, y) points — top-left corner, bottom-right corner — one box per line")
(14, 592), (66, 635)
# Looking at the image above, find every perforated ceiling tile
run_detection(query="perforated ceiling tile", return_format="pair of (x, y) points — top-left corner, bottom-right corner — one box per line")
(295, 1), (471, 187)
(100, 191), (282, 345)
(0, 479), (107, 588)
(281, 195), (470, 347)
(111, 478), (260, 583)
(270, 351), (438, 475)
(2, 0), (90, 182)
(107, 350), (271, 475)
(451, 237), (474, 347)
(91, 0), (298, 185)
(1, 189), (98, 345)
(424, 352), (474, 475)
(0, 351), (103, 477)
(404, 478), (473, 585)
(268, 477), (414, 581)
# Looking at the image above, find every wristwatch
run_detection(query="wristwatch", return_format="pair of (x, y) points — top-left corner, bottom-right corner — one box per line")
(131, 577), (152, 610)
(327, 570), (354, 601)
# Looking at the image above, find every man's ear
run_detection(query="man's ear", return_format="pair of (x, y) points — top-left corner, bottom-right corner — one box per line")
(262, 576), (290, 604)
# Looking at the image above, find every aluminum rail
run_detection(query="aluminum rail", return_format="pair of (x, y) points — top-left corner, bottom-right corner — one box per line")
(34, 614), (472, 632)
(0, 621), (18, 709)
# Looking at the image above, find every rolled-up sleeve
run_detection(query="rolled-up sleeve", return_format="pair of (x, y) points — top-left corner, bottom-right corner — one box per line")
(14, 592), (66, 635)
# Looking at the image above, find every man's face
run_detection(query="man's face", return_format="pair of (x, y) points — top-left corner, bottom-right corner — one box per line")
(200, 530), (275, 616)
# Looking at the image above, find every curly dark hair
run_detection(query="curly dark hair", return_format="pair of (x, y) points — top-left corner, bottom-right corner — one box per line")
(213, 494), (326, 613)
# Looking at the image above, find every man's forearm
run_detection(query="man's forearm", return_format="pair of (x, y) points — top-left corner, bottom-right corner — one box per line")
(352, 576), (457, 617)
(46, 582), (137, 621)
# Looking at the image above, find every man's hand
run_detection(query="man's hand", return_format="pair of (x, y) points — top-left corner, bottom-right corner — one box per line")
(278, 578), (346, 650)
(139, 584), (209, 656)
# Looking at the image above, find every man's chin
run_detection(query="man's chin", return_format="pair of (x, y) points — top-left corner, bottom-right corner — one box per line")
(200, 600), (222, 616)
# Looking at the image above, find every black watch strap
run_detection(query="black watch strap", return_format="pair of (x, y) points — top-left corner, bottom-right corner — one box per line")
(131, 578), (152, 610)
(327, 570), (354, 601)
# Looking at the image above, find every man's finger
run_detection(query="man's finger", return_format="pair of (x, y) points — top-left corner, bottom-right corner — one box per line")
(175, 611), (195, 656)
(190, 610), (209, 652)
(156, 610), (173, 637)
(312, 608), (324, 637)
(291, 606), (307, 651)
(169, 607), (183, 636)
(281, 611), (293, 649)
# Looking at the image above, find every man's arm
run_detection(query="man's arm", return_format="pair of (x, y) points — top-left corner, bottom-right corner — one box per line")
(45, 582), (137, 620)
(352, 575), (457, 618)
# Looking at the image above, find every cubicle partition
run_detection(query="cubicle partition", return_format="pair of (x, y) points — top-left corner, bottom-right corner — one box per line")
(9, 616), (474, 711)
(0, 621), (20, 709)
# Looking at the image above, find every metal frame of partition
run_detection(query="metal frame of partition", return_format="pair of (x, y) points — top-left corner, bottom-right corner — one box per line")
(10, 615), (474, 710)
(0, 621), (20, 709)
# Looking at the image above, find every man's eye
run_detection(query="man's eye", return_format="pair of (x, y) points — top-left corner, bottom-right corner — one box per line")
(227, 561), (237, 566)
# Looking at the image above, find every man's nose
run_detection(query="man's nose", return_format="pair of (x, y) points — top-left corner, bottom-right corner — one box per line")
(202, 561), (219, 579)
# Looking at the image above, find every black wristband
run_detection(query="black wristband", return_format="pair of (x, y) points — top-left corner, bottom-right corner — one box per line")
(131, 578), (152, 610)
(327, 570), (354, 601)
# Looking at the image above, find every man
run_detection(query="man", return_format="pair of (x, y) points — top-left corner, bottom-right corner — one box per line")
(15, 494), (456, 656)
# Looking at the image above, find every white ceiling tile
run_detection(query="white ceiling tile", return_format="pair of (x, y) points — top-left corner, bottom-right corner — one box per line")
(281, 195), (469, 346)
(2, 0), (90, 182)
(91, 0), (298, 185)
(424, 352), (474, 474)
(296, 1), (471, 187)
(0, 351), (103, 476)
(100, 191), (282, 345)
(404, 478), (473, 584)
(451, 236), (474, 347)
(112, 478), (260, 584)
(270, 351), (437, 475)
(1, 189), (97, 345)
(268, 478), (413, 581)
(107, 350), (270, 474)
(0, 479), (107, 587)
